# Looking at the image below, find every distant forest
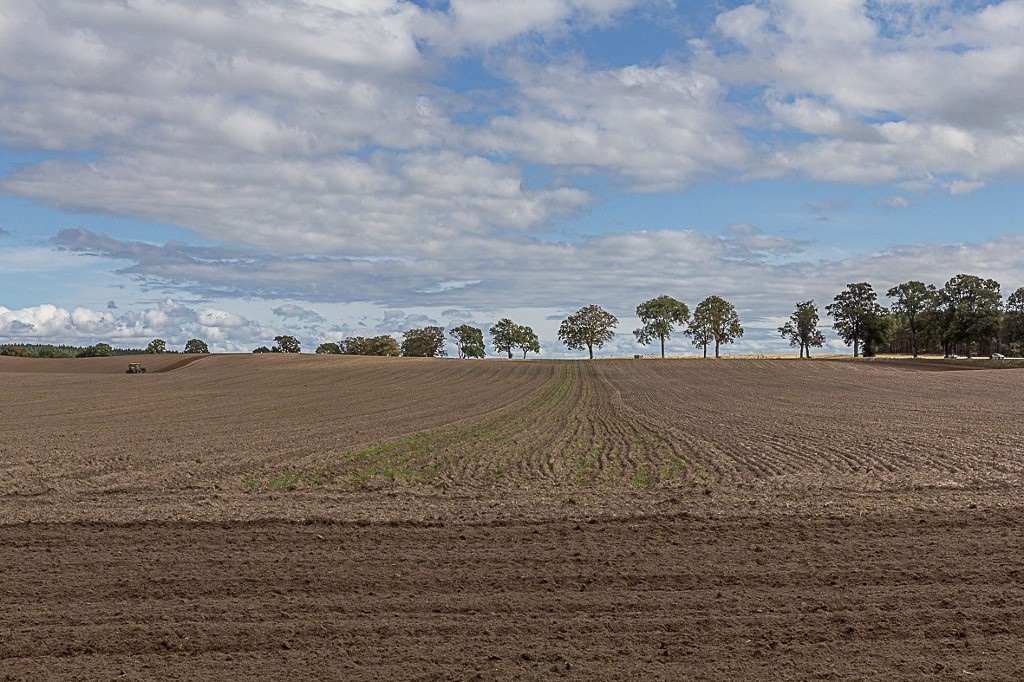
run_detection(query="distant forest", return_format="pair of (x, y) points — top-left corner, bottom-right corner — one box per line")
(0, 343), (146, 358)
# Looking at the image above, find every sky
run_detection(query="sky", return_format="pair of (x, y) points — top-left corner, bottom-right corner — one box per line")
(1, 0), (1022, 357)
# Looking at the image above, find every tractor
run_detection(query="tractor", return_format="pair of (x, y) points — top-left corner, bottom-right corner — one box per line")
(126, 362), (147, 374)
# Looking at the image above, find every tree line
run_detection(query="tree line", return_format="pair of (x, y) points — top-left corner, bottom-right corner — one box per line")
(818, 274), (1023, 358)
(302, 295), (746, 360)
(6, 274), (1019, 360)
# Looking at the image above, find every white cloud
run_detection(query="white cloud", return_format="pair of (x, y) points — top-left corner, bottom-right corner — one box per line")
(0, 299), (276, 352)
(704, 0), (1024, 186)
(476, 60), (750, 190)
(945, 179), (986, 195)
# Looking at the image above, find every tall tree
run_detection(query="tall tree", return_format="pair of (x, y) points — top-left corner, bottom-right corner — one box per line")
(146, 338), (167, 354)
(339, 335), (400, 356)
(691, 296), (743, 358)
(634, 295), (690, 358)
(272, 335), (301, 353)
(315, 342), (341, 354)
(1004, 287), (1024, 355)
(688, 317), (712, 358)
(558, 305), (618, 359)
(449, 325), (486, 359)
(937, 274), (1003, 357)
(401, 327), (447, 357)
(860, 308), (895, 357)
(826, 283), (880, 357)
(886, 281), (937, 357)
(778, 300), (826, 358)
(183, 338), (209, 354)
(489, 318), (519, 359)
(513, 325), (540, 359)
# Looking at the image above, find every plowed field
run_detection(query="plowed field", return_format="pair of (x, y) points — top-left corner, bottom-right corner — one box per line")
(3, 355), (1024, 680)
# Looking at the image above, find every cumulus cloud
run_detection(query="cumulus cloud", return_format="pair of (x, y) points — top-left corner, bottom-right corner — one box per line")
(702, 0), (1024, 187)
(476, 59), (750, 190)
(1, 0), (1020, 261)
(0, 299), (275, 352)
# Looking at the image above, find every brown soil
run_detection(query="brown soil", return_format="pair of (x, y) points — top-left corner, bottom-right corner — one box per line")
(3, 355), (1024, 680)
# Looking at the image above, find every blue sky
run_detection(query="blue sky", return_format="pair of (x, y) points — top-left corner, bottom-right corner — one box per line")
(1, 0), (1023, 356)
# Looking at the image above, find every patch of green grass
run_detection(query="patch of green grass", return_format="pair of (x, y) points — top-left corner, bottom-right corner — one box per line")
(629, 468), (651, 489)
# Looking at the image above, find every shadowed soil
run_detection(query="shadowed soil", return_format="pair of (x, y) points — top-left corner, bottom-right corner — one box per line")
(3, 355), (1024, 680)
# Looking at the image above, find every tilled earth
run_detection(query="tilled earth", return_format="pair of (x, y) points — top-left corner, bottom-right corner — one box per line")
(3, 355), (1024, 680)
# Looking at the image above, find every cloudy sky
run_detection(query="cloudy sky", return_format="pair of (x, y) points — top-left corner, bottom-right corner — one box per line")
(1, 0), (1022, 356)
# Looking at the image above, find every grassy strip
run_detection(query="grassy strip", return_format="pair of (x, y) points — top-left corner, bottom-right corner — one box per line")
(241, 361), (713, 492)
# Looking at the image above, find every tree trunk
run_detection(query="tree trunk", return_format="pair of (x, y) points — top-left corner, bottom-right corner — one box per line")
(853, 335), (860, 357)
(660, 335), (665, 359)
(702, 342), (707, 358)
(714, 338), (720, 358)
(507, 349), (513, 359)
(588, 343), (594, 360)
(806, 344), (812, 359)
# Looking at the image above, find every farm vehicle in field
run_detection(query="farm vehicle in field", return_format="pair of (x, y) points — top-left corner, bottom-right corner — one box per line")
(126, 362), (147, 374)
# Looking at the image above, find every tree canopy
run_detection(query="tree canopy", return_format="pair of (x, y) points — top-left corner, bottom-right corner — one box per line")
(146, 338), (167, 354)
(1004, 287), (1024, 355)
(339, 335), (401, 356)
(691, 296), (743, 358)
(315, 342), (341, 354)
(183, 338), (210, 354)
(449, 324), (486, 359)
(490, 318), (540, 359)
(489, 318), (519, 359)
(634, 295), (689, 358)
(558, 305), (618, 359)
(886, 281), (937, 358)
(272, 335), (301, 353)
(937, 274), (1002, 357)
(778, 300), (825, 358)
(401, 327), (447, 357)
(77, 343), (114, 358)
(826, 283), (883, 357)
(513, 325), (540, 359)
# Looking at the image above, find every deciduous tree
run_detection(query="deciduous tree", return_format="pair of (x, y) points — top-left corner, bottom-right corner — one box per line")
(488, 319), (540, 359)
(146, 338), (167, 354)
(272, 335), (301, 353)
(77, 342), (114, 357)
(489, 318), (519, 359)
(183, 338), (209, 354)
(1004, 287), (1024, 355)
(401, 327), (447, 357)
(449, 325), (485, 359)
(826, 283), (881, 357)
(691, 296), (743, 358)
(558, 305), (618, 359)
(513, 325), (540, 359)
(937, 274), (1002, 357)
(315, 342), (341, 354)
(886, 281), (937, 358)
(634, 295), (689, 358)
(778, 300), (825, 358)
(339, 335), (400, 356)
